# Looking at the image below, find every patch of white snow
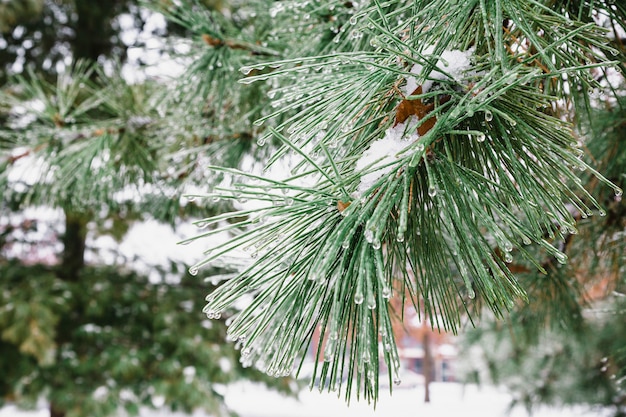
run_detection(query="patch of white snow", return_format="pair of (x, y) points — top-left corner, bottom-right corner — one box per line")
(405, 47), (474, 94)
(355, 116), (419, 197)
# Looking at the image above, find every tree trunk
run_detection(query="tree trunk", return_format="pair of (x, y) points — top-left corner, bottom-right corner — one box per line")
(423, 324), (432, 403)
(73, 0), (128, 62)
(50, 402), (66, 417)
(59, 211), (88, 282)
(51, 211), (89, 417)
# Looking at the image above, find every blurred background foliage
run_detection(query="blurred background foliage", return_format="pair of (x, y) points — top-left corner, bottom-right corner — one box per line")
(0, 1), (295, 417)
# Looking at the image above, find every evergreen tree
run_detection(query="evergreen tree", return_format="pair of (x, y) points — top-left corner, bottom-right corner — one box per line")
(0, 2), (294, 417)
(0, 0), (144, 83)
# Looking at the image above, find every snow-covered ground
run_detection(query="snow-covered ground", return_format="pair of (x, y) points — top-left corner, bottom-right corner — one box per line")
(223, 382), (606, 417)
(0, 383), (607, 417)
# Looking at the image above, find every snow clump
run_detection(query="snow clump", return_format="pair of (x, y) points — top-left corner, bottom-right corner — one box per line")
(405, 47), (474, 94)
(354, 47), (474, 198)
(355, 116), (419, 197)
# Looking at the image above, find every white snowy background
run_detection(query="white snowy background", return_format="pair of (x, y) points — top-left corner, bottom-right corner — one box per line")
(0, 382), (608, 417)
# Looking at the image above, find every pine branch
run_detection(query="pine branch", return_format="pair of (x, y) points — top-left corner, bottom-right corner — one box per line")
(175, 0), (625, 404)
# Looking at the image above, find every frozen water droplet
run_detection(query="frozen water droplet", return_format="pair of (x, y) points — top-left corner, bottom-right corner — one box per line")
(484, 110), (493, 122)
(196, 221), (209, 229)
(615, 188), (623, 197)
(393, 376), (401, 385)
(189, 267), (199, 276)
(367, 296), (376, 309)
(522, 236), (531, 245)
(185, 195), (196, 201)
(428, 186), (437, 197)
(364, 229), (374, 243)
(350, 16), (357, 25)
(257, 137), (266, 146)
(504, 251), (513, 263)
(372, 239), (381, 250)
(354, 291), (364, 305)
(396, 234), (404, 242)
(382, 286), (392, 299)
(555, 252), (568, 264)
(342, 240), (350, 249)
(467, 286), (476, 299)
(477, 132), (486, 142)
(240, 66), (253, 75)
(599, 209), (606, 217)
(416, 143), (425, 152)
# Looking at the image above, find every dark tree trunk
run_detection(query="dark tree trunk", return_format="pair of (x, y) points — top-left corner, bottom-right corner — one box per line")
(59, 211), (88, 282)
(51, 211), (90, 417)
(50, 402), (66, 417)
(73, 0), (129, 62)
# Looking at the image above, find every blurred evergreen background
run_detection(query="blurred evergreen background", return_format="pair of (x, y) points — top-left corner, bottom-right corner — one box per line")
(0, 2), (294, 417)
